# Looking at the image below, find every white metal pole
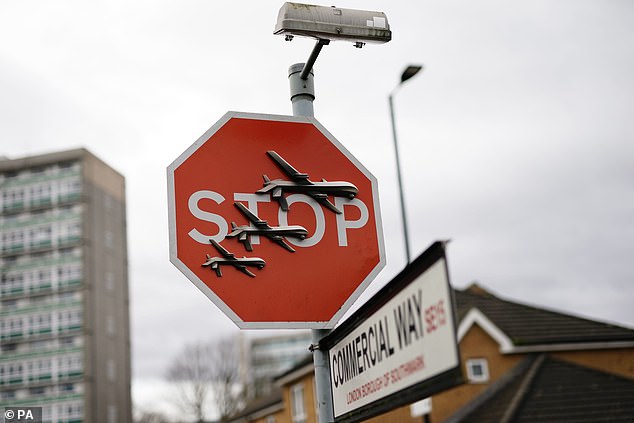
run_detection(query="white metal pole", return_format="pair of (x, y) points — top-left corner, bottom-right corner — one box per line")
(289, 63), (315, 117)
(288, 62), (335, 423)
(311, 328), (334, 423)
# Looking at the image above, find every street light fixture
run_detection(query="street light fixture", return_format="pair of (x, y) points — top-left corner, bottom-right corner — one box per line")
(389, 64), (423, 265)
(401, 65), (423, 83)
(274, 2), (392, 45)
(275, 2), (392, 81)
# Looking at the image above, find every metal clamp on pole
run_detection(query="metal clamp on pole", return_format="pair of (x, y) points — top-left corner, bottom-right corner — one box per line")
(288, 63), (315, 118)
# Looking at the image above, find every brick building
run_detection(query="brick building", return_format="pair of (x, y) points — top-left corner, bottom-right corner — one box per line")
(228, 283), (634, 423)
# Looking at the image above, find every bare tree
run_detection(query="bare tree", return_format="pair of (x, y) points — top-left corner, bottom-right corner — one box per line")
(165, 336), (244, 422)
(134, 409), (172, 423)
(209, 336), (245, 421)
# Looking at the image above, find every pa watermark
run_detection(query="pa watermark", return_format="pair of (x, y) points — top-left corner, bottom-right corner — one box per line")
(3, 408), (42, 423)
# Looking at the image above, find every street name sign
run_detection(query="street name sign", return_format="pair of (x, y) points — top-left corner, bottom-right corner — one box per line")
(320, 241), (462, 422)
(167, 111), (385, 329)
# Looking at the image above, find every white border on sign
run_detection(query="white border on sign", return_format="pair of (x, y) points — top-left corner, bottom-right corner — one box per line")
(166, 111), (386, 329)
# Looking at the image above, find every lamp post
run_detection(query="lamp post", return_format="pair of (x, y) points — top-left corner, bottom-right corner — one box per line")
(275, 5), (393, 423)
(389, 64), (423, 265)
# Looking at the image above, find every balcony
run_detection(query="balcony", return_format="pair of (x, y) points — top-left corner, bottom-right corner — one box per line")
(0, 371), (82, 390)
(59, 279), (82, 290)
(0, 278), (82, 301)
(1, 192), (81, 217)
(28, 374), (53, 383)
(2, 202), (25, 215)
(1, 244), (25, 256)
(1, 237), (81, 259)
(58, 324), (82, 333)
(0, 332), (24, 342)
(0, 287), (25, 296)
(28, 240), (53, 252)
(2, 376), (24, 386)
(58, 370), (83, 380)
(58, 193), (81, 206)
(58, 236), (81, 247)
(30, 197), (53, 210)
(28, 327), (53, 336)
(29, 283), (53, 294)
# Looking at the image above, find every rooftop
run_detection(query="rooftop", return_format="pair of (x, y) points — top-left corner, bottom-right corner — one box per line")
(447, 354), (634, 423)
(455, 283), (634, 346)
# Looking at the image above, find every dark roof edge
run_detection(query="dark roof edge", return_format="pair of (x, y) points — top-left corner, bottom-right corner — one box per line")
(444, 355), (540, 423)
(0, 147), (125, 179)
(458, 307), (634, 353)
(225, 389), (283, 423)
(0, 148), (88, 170)
(274, 354), (313, 383)
(499, 354), (546, 423)
(508, 339), (634, 353)
(457, 285), (634, 331)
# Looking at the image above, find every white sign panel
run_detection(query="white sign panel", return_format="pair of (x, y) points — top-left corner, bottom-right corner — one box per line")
(328, 256), (459, 419)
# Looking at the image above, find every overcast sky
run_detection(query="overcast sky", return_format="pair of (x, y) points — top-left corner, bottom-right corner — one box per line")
(1, 0), (633, 419)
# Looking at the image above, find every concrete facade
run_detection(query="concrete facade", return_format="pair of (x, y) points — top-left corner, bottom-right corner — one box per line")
(0, 148), (131, 423)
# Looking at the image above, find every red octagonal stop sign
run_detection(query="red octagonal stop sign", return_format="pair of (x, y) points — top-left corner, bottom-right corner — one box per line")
(167, 111), (385, 329)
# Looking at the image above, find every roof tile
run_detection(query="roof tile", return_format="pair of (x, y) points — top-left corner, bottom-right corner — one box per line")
(454, 285), (634, 345)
